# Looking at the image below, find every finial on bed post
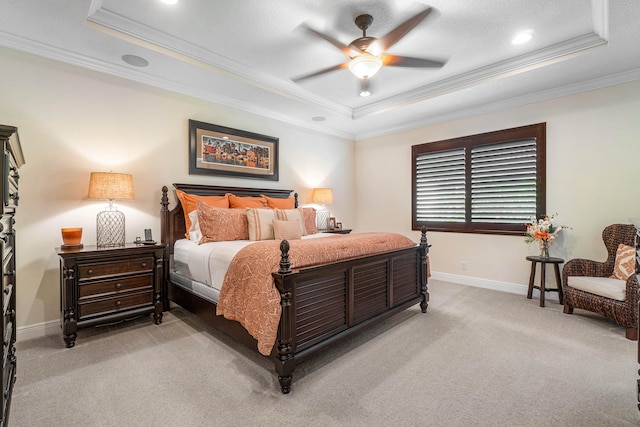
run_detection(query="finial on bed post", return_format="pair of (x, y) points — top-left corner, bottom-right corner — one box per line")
(278, 240), (291, 274)
(419, 226), (430, 313)
(294, 192), (299, 208)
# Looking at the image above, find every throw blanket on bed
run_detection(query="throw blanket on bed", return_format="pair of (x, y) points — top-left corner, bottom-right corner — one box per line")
(216, 232), (417, 355)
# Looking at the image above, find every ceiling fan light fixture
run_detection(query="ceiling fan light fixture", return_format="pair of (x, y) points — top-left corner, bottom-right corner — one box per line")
(348, 54), (383, 79)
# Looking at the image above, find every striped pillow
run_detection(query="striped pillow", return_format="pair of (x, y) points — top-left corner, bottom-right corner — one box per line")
(246, 208), (275, 241)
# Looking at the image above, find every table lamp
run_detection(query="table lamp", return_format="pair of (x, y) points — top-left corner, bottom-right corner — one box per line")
(311, 187), (333, 231)
(88, 172), (134, 247)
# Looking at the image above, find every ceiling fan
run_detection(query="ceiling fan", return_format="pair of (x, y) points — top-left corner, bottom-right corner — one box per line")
(292, 7), (447, 95)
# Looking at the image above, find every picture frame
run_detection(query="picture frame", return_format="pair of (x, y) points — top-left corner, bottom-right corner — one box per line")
(335, 222), (342, 230)
(189, 119), (279, 181)
(328, 217), (336, 230)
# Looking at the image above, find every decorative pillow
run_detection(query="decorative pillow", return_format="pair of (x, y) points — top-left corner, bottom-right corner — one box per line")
(229, 194), (267, 209)
(196, 201), (249, 243)
(301, 207), (318, 235)
(262, 194), (295, 209)
(176, 190), (229, 238)
(187, 210), (203, 244)
(273, 219), (302, 241)
(246, 208), (275, 241)
(274, 208), (307, 236)
(610, 244), (636, 280)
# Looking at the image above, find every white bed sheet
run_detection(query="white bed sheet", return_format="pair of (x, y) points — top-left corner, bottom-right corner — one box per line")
(173, 232), (334, 291)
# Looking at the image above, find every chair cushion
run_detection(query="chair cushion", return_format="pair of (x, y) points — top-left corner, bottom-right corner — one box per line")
(610, 243), (635, 280)
(567, 276), (627, 301)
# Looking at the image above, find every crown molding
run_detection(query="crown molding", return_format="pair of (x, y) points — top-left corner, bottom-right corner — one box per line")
(87, 6), (353, 119)
(355, 67), (640, 141)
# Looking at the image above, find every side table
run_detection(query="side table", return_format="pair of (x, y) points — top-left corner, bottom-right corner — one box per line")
(526, 255), (564, 307)
(57, 243), (165, 347)
(324, 229), (352, 234)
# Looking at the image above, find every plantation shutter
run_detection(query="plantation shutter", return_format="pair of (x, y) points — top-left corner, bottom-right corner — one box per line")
(470, 139), (537, 223)
(415, 148), (466, 222)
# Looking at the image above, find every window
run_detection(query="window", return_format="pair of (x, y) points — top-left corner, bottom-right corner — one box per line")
(412, 123), (546, 235)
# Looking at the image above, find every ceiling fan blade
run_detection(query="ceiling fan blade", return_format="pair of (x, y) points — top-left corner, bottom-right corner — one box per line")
(299, 24), (361, 57)
(291, 62), (348, 82)
(381, 54), (446, 68)
(379, 7), (434, 51)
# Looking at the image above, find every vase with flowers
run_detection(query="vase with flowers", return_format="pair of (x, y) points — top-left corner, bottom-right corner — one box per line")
(524, 213), (568, 258)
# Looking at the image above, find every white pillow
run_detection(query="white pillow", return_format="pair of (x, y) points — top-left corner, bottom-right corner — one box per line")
(188, 210), (202, 244)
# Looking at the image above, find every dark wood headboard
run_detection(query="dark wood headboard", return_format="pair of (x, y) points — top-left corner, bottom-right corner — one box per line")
(160, 183), (297, 254)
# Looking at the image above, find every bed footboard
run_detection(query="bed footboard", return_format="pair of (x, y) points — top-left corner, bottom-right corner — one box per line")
(272, 228), (429, 393)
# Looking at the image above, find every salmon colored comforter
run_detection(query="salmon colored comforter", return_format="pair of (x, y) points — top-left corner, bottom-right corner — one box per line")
(216, 232), (417, 355)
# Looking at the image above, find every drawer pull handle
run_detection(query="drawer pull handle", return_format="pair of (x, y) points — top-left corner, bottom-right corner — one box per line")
(115, 283), (122, 289)
(141, 262), (147, 268)
(115, 301), (121, 307)
(87, 269), (93, 275)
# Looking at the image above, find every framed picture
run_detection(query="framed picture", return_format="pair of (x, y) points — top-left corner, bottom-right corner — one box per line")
(335, 222), (342, 230)
(328, 217), (336, 230)
(189, 119), (279, 181)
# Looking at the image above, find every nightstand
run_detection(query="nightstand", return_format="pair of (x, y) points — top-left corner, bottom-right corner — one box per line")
(325, 229), (352, 234)
(56, 243), (165, 348)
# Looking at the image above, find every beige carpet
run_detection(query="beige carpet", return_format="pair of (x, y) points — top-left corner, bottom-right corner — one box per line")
(10, 280), (639, 426)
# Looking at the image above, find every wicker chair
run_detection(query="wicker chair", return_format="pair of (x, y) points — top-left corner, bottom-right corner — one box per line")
(562, 224), (638, 340)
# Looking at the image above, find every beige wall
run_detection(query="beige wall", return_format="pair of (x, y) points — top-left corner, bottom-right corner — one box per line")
(3, 43), (640, 335)
(355, 80), (640, 290)
(0, 47), (355, 333)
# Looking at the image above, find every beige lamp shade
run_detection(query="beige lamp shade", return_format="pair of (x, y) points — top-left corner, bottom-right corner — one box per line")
(88, 172), (134, 200)
(311, 188), (334, 205)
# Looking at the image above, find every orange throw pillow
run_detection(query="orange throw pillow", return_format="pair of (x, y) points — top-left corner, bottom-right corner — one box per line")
(176, 190), (229, 239)
(262, 194), (295, 209)
(197, 201), (249, 243)
(228, 194), (267, 209)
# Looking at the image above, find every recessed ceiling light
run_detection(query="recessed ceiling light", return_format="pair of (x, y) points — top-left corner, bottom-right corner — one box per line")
(512, 30), (533, 45)
(122, 54), (149, 67)
(312, 116), (326, 122)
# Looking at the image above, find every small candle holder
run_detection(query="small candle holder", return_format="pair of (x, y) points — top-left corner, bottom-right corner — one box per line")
(61, 227), (83, 249)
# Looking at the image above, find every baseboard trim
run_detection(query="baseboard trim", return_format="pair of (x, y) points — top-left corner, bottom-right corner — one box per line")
(16, 319), (60, 342)
(430, 271), (528, 295)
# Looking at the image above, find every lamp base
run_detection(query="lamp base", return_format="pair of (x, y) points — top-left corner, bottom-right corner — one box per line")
(316, 209), (331, 232)
(96, 209), (126, 247)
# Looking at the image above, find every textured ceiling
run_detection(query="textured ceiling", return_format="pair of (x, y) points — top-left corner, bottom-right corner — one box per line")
(1, 0), (639, 140)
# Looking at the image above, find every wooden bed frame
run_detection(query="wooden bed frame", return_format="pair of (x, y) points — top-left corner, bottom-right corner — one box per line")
(160, 183), (430, 393)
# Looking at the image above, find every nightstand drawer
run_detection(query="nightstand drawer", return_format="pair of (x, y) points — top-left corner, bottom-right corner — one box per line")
(78, 257), (154, 280)
(78, 290), (153, 319)
(78, 275), (153, 299)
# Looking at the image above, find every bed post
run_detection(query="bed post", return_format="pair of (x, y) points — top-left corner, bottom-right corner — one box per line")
(419, 226), (430, 313)
(160, 186), (170, 311)
(272, 239), (296, 394)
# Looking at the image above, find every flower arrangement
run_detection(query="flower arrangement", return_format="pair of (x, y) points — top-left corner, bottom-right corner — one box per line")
(524, 213), (567, 258)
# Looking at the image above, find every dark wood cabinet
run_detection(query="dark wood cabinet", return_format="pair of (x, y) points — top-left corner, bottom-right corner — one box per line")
(0, 125), (24, 427)
(56, 243), (165, 348)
